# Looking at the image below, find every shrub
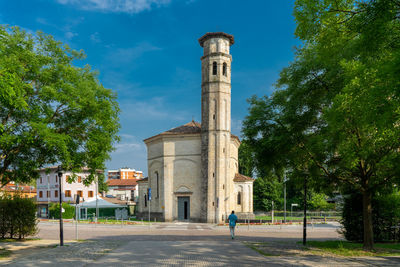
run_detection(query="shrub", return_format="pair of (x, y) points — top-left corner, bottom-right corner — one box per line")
(341, 192), (400, 242)
(49, 202), (75, 219)
(0, 193), (38, 239)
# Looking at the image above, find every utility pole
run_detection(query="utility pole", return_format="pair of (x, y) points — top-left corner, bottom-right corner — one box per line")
(303, 175), (307, 246)
(95, 176), (99, 222)
(57, 165), (64, 246)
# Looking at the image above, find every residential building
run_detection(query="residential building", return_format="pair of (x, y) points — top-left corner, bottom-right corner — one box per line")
(106, 179), (138, 202)
(36, 166), (97, 218)
(107, 168), (143, 180)
(0, 182), (36, 199)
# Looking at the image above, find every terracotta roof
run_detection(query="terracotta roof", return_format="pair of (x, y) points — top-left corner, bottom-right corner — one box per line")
(2, 185), (36, 193)
(144, 121), (241, 143)
(137, 177), (148, 183)
(198, 32), (235, 47)
(100, 196), (131, 205)
(107, 179), (138, 186)
(233, 173), (254, 182)
(38, 166), (103, 173)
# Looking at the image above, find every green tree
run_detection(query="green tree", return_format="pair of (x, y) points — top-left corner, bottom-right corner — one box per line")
(98, 173), (108, 193)
(238, 141), (255, 177)
(243, 0), (400, 250)
(253, 176), (282, 211)
(0, 26), (120, 186)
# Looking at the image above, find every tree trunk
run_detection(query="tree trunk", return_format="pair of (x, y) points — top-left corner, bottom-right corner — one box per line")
(362, 190), (374, 250)
(303, 176), (307, 246)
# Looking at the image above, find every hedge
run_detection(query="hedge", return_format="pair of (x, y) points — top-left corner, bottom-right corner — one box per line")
(341, 192), (400, 242)
(0, 194), (38, 239)
(49, 202), (75, 219)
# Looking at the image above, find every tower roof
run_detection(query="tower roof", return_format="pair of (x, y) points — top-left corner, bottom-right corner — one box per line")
(198, 32), (234, 47)
(143, 120), (240, 143)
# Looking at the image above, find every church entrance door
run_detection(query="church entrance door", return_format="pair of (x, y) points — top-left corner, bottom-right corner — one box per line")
(178, 197), (190, 221)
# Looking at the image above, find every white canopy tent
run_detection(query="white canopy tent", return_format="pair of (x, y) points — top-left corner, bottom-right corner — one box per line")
(76, 198), (127, 219)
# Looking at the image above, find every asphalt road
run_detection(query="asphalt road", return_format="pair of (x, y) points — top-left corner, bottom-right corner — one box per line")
(36, 221), (343, 242)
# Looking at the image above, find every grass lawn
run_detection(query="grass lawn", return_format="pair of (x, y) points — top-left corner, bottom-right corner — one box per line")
(0, 238), (40, 243)
(0, 248), (12, 258)
(304, 241), (400, 256)
(255, 215), (341, 221)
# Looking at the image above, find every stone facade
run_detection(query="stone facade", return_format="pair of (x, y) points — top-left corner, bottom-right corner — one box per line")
(136, 32), (254, 223)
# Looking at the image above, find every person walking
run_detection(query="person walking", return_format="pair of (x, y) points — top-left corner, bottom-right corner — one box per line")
(228, 210), (238, 239)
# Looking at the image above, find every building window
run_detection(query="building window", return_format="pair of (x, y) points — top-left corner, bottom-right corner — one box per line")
(155, 172), (159, 198)
(65, 190), (71, 197)
(55, 190), (58, 198)
(55, 175), (58, 183)
(144, 194), (147, 207)
(77, 190), (83, 197)
(223, 62), (227, 76)
(47, 191), (50, 198)
(78, 176), (82, 183)
(212, 62), (217, 75)
(39, 191), (43, 198)
(88, 191), (94, 198)
(237, 192), (241, 205)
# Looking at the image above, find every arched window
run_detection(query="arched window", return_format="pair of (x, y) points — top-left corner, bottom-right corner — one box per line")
(212, 62), (217, 75)
(144, 194), (147, 207)
(237, 192), (241, 205)
(155, 171), (159, 198)
(223, 62), (227, 76)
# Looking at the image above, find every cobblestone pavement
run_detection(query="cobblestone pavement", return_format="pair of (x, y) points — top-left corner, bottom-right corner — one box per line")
(2, 222), (400, 266)
(1, 240), (120, 267)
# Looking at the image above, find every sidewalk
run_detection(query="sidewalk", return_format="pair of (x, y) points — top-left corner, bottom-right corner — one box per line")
(2, 238), (400, 266)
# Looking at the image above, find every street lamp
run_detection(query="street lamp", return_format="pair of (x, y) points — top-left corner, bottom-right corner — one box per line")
(57, 165), (64, 246)
(291, 203), (298, 221)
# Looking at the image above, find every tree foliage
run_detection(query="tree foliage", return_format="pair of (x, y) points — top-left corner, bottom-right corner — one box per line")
(242, 0), (400, 249)
(0, 26), (120, 186)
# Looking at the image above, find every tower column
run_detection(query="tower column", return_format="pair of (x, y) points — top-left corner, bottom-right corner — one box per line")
(199, 32), (234, 223)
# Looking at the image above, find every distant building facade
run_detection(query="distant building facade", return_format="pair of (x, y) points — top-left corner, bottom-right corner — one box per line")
(106, 179), (138, 202)
(36, 166), (97, 218)
(107, 168), (143, 180)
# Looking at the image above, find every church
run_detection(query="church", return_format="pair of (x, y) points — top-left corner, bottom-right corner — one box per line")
(136, 32), (254, 223)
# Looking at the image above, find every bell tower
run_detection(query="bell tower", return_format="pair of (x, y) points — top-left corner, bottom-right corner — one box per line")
(199, 32), (234, 223)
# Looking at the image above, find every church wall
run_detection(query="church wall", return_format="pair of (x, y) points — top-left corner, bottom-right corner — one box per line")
(233, 181), (254, 219)
(164, 136), (202, 221)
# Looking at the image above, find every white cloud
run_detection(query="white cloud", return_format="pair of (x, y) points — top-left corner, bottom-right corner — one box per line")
(65, 31), (78, 39)
(120, 97), (187, 121)
(57, 0), (171, 14)
(107, 42), (162, 65)
(90, 32), (101, 43)
(113, 133), (145, 153)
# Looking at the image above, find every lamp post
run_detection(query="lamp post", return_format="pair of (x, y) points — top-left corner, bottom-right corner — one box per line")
(283, 174), (287, 223)
(291, 203), (298, 221)
(57, 165), (64, 246)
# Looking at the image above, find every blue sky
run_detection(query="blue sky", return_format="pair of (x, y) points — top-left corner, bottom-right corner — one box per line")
(1, 0), (300, 175)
